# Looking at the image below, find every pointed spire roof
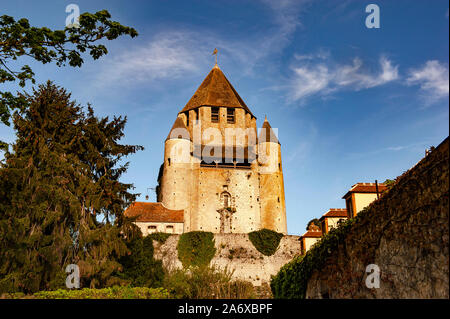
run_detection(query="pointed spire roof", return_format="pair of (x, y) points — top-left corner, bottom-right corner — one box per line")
(179, 65), (255, 117)
(166, 117), (190, 141)
(259, 117), (280, 144)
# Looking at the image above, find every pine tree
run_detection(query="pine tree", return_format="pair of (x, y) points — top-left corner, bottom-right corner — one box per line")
(0, 81), (142, 293)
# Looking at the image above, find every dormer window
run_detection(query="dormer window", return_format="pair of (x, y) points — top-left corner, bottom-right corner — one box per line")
(211, 107), (219, 123)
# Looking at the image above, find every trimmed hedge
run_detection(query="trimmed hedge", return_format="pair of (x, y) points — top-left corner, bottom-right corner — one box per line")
(2, 286), (170, 299)
(270, 215), (361, 298)
(177, 231), (216, 268)
(248, 229), (283, 256)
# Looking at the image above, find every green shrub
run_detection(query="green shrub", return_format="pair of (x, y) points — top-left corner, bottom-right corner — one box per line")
(2, 286), (169, 299)
(270, 213), (364, 298)
(118, 235), (165, 288)
(148, 232), (171, 244)
(163, 266), (255, 299)
(248, 229), (283, 256)
(177, 231), (216, 268)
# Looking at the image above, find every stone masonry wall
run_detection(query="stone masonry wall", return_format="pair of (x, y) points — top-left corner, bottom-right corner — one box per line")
(153, 233), (301, 286)
(305, 137), (449, 298)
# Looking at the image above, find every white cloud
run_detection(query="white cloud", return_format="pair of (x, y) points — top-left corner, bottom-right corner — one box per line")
(406, 60), (449, 104)
(335, 57), (399, 89)
(294, 49), (330, 61)
(261, 0), (311, 35)
(290, 65), (330, 100)
(91, 0), (311, 87)
(96, 31), (205, 85)
(288, 56), (399, 102)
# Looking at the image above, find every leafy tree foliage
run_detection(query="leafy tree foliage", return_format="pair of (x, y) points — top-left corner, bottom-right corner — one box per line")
(383, 179), (396, 190)
(306, 218), (321, 231)
(0, 82), (142, 293)
(0, 10), (138, 150)
(118, 234), (165, 288)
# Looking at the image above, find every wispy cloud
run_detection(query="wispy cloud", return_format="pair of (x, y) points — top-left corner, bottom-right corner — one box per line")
(288, 55), (399, 102)
(95, 31), (205, 86)
(91, 0), (311, 88)
(406, 60), (449, 104)
(261, 0), (311, 36)
(293, 49), (331, 61)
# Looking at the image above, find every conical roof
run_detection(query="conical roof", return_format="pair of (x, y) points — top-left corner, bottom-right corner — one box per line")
(166, 117), (190, 141)
(179, 65), (255, 117)
(258, 117), (280, 144)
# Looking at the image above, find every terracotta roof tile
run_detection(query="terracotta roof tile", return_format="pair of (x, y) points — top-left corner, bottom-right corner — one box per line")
(179, 65), (255, 117)
(124, 202), (184, 223)
(301, 230), (322, 238)
(320, 208), (348, 220)
(342, 183), (387, 199)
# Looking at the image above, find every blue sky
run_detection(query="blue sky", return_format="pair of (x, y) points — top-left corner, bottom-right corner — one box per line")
(1, 0), (448, 235)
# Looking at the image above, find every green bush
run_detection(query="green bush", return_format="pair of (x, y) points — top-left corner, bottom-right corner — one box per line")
(177, 231), (216, 268)
(2, 286), (169, 299)
(163, 266), (255, 299)
(248, 229), (283, 256)
(148, 232), (171, 244)
(117, 235), (165, 288)
(270, 213), (363, 298)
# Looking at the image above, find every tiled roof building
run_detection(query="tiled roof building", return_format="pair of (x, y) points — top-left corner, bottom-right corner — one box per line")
(319, 208), (348, 234)
(343, 183), (387, 218)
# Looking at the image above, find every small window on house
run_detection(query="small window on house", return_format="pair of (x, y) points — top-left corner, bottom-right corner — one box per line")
(186, 112), (189, 126)
(148, 225), (157, 233)
(227, 108), (235, 123)
(166, 225), (174, 234)
(211, 107), (219, 123)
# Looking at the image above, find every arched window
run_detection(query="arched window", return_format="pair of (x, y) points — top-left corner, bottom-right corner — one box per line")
(220, 191), (231, 208)
(223, 193), (229, 207)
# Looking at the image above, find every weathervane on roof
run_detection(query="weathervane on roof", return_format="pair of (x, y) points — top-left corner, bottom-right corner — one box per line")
(212, 48), (218, 67)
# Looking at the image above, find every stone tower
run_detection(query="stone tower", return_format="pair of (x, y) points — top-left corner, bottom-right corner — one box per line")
(159, 64), (288, 234)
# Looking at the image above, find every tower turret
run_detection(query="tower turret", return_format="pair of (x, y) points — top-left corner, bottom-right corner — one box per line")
(258, 117), (287, 234)
(161, 117), (193, 231)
